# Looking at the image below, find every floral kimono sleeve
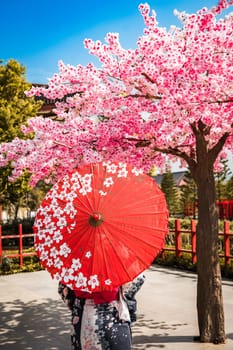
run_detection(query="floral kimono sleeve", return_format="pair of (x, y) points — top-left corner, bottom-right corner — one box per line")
(121, 273), (145, 299)
(58, 283), (85, 350)
(58, 282), (76, 310)
(121, 273), (146, 322)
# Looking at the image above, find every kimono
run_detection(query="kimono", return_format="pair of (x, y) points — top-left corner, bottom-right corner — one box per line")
(58, 273), (145, 350)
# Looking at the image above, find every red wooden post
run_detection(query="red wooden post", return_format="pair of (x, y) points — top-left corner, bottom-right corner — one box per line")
(224, 221), (230, 266)
(19, 224), (23, 268)
(191, 220), (197, 264)
(0, 225), (2, 265)
(175, 219), (182, 258)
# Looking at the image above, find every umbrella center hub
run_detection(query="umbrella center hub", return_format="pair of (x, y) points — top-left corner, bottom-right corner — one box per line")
(89, 212), (104, 227)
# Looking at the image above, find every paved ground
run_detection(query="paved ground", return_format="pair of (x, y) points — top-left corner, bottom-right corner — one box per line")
(0, 265), (233, 350)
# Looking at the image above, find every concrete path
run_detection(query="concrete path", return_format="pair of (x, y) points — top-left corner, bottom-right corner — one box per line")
(0, 265), (233, 350)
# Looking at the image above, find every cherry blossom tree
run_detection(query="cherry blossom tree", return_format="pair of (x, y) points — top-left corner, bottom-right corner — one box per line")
(1, 0), (233, 343)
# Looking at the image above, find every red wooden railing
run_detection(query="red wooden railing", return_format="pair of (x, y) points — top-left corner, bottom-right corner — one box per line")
(0, 220), (233, 268)
(162, 219), (233, 266)
(0, 224), (37, 268)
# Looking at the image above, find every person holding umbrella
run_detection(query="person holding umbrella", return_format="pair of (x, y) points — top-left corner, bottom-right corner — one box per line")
(58, 273), (145, 350)
(33, 162), (168, 350)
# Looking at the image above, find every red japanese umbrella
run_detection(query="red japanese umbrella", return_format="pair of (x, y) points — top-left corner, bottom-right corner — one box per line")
(34, 162), (168, 292)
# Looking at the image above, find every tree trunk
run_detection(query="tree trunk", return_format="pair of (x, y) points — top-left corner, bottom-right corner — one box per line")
(194, 161), (225, 343)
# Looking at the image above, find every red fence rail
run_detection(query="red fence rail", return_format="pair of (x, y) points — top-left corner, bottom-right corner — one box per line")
(185, 200), (233, 220)
(162, 219), (233, 266)
(0, 220), (233, 269)
(0, 224), (37, 268)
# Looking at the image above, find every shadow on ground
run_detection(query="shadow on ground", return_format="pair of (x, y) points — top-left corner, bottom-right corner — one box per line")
(1, 299), (190, 350)
(132, 313), (195, 350)
(1, 299), (232, 350)
(0, 299), (70, 350)
(132, 314), (233, 350)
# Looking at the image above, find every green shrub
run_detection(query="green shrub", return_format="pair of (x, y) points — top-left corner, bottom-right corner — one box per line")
(1, 218), (35, 248)
(155, 251), (197, 272)
(0, 248), (43, 275)
(155, 250), (233, 278)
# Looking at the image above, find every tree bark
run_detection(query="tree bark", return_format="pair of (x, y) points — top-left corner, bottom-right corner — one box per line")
(195, 171), (225, 343)
(191, 126), (226, 343)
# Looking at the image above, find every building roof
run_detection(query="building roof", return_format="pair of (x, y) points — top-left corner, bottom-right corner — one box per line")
(152, 171), (187, 187)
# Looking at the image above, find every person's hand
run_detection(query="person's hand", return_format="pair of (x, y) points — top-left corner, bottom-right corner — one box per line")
(63, 287), (69, 297)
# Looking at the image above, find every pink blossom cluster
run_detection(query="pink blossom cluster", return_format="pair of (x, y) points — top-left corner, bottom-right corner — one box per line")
(212, 0), (233, 14)
(1, 1), (233, 185)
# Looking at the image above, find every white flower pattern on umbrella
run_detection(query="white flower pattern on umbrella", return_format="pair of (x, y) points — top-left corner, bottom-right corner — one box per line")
(59, 243), (71, 257)
(75, 272), (87, 288)
(46, 222), (57, 233)
(53, 207), (64, 218)
(53, 231), (63, 243)
(57, 217), (67, 227)
(61, 267), (75, 283)
(67, 221), (77, 233)
(118, 168), (128, 177)
(54, 257), (63, 269)
(103, 177), (114, 187)
(71, 258), (82, 271)
(88, 275), (100, 289)
(64, 203), (77, 216)
(53, 272), (62, 281)
(34, 161), (168, 292)
(47, 259), (53, 267)
(37, 231), (46, 241)
(132, 167), (144, 176)
(44, 236), (53, 247)
(99, 190), (107, 196)
(85, 251), (92, 259)
(40, 250), (49, 261)
(35, 163), (131, 290)
(104, 279), (112, 286)
(43, 215), (52, 225)
(66, 191), (77, 201)
(50, 247), (59, 258)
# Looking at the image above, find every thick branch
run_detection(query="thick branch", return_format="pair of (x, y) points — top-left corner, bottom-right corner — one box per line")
(126, 136), (197, 172)
(53, 141), (73, 149)
(124, 92), (162, 100)
(141, 72), (156, 84)
(208, 132), (230, 165)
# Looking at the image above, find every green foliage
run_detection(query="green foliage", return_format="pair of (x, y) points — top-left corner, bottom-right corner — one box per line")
(1, 217), (34, 232)
(156, 218), (233, 278)
(0, 59), (41, 142)
(0, 256), (12, 272)
(224, 176), (233, 200)
(161, 171), (180, 216)
(155, 251), (233, 278)
(155, 251), (197, 272)
(179, 171), (197, 218)
(168, 217), (197, 229)
(214, 159), (232, 200)
(1, 218), (35, 247)
(0, 249), (43, 275)
(0, 59), (42, 218)
(1, 217), (233, 277)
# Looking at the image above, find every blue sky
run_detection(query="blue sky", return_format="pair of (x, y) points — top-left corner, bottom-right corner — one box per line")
(1, 0), (223, 83)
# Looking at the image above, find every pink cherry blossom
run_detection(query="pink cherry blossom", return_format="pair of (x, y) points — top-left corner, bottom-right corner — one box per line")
(0, 2), (232, 185)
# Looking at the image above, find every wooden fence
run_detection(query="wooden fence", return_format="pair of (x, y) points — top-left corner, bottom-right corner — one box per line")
(163, 220), (233, 265)
(0, 224), (37, 268)
(0, 220), (233, 268)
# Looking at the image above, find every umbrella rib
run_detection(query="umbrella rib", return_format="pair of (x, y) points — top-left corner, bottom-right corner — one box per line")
(103, 220), (167, 257)
(105, 219), (167, 244)
(99, 228), (136, 283)
(34, 162), (168, 292)
(101, 224), (159, 282)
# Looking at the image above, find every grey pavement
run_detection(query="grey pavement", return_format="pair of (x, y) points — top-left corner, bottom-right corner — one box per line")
(0, 265), (233, 350)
